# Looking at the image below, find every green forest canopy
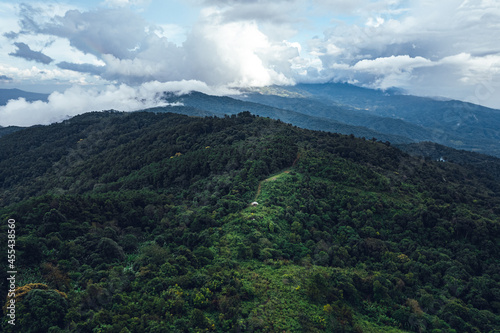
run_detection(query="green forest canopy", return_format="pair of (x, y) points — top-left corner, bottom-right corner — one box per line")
(0, 111), (499, 332)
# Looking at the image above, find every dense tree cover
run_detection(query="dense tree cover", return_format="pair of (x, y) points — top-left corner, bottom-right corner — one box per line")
(0, 126), (23, 139)
(397, 141), (500, 181)
(1, 111), (499, 332)
(162, 91), (411, 144)
(251, 83), (500, 157)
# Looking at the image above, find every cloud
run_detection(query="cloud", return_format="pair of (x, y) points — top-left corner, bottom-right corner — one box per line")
(351, 55), (433, 75)
(0, 61), (97, 87)
(183, 12), (298, 86)
(12, 5), (191, 83)
(0, 80), (237, 126)
(56, 61), (106, 76)
(3, 31), (19, 39)
(3, 0), (500, 112)
(9, 42), (54, 64)
(312, 0), (399, 15)
(194, 0), (305, 42)
(0, 75), (13, 82)
(408, 53), (500, 107)
(11, 4), (298, 87)
(102, 0), (151, 8)
(153, 24), (187, 46)
(23, 7), (151, 60)
(302, 0), (500, 105)
(204, 0), (300, 25)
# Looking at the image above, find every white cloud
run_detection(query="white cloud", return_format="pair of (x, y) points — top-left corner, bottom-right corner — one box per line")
(300, 0), (500, 106)
(352, 55), (433, 74)
(102, 0), (151, 8)
(7, 4), (299, 88)
(0, 63), (86, 83)
(2, 0), (500, 117)
(0, 80), (237, 126)
(184, 12), (297, 86)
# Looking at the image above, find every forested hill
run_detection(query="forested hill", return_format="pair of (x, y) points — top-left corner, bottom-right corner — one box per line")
(1, 111), (499, 332)
(0, 125), (24, 138)
(240, 83), (500, 157)
(397, 141), (500, 181)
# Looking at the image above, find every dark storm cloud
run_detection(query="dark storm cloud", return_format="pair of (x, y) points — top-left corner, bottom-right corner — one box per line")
(3, 31), (19, 39)
(0, 75), (14, 81)
(18, 7), (150, 60)
(9, 42), (54, 64)
(56, 61), (106, 75)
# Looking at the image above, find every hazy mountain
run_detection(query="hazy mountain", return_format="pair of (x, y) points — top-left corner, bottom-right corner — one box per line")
(238, 83), (500, 157)
(3, 85), (500, 158)
(162, 91), (412, 144)
(0, 88), (49, 105)
(235, 91), (444, 142)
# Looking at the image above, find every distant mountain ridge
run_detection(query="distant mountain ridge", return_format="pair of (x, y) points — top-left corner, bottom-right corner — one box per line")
(238, 83), (500, 157)
(162, 91), (412, 144)
(234, 91), (442, 142)
(0, 88), (49, 105)
(3, 84), (500, 159)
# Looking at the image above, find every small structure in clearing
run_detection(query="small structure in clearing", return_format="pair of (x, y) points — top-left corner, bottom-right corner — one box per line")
(251, 202), (259, 207)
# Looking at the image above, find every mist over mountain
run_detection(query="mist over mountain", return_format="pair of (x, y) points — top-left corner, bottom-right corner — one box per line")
(0, 89), (49, 137)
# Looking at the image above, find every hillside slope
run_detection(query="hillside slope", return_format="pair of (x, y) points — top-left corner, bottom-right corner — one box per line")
(0, 126), (24, 138)
(397, 141), (500, 181)
(1, 112), (499, 332)
(241, 83), (500, 157)
(163, 91), (412, 144)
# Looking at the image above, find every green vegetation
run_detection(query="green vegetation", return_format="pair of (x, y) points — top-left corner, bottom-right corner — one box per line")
(244, 83), (500, 157)
(397, 141), (500, 181)
(1, 111), (499, 332)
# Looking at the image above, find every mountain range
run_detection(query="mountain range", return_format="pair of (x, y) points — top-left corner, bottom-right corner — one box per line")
(3, 83), (500, 158)
(160, 83), (500, 157)
(236, 83), (500, 157)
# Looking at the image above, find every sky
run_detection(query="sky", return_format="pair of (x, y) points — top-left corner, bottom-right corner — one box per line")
(1, 0), (500, 126)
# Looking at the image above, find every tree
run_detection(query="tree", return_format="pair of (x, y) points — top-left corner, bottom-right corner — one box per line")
(97, 237), (125, 263)
(16, 289), (68, 332)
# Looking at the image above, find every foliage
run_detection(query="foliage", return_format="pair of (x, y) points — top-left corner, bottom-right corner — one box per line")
(1, 111), (499, 332)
